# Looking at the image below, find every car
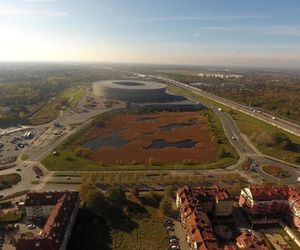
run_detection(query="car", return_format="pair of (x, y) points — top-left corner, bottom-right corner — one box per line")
(164, 219), (173, 224)
(231, 136), (236, 140)
(169, 238), (178, 243)
(166, 226), (174, 231)
(65, 176), (71, 180)
(170, 244), (180, 250)
(27, 224), (36, 229)
(16, 168), (22, 172)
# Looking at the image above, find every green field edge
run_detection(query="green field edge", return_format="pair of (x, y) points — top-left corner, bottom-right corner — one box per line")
(28, 85), (85, 125)
(167, 85), (300, 166)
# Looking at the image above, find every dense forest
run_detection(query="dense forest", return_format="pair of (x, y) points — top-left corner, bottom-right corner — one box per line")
(0, 63), (124, 127)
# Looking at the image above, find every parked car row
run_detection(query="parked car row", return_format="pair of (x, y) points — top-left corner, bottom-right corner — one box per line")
(0, 230), (4, 248)
(164, 218), (181, 250)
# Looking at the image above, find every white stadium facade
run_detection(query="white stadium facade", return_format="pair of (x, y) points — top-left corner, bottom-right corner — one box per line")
(93, 80), (167, 102)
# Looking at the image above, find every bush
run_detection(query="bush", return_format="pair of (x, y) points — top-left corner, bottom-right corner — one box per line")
(272, 132), (291, 149)
(159, 196), (173, 216)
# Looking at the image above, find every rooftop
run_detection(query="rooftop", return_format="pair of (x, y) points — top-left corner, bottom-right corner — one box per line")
(17, 191), (79, 250)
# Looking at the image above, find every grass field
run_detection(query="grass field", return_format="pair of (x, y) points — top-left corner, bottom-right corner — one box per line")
(232, 111), (300, 165)
(168, 85), (300, 166)
(261, 165), (292, 178)
(20, 154), (28, 161)
(68, 199), (169, 250)
(29, 85), (85, 125)
(42, 109), (238, 171)
(110, 205), (168, 250)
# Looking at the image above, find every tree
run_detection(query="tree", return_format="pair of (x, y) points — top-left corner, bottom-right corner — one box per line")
(164, 186), (175, 199)
(159, 196), (173, 216)
(107, 188), (127, 207)
(272, 132), (291, 149)
(85, 189), (111, 219)
(131, 187), (140, 199)
(79, 175), (97, 205)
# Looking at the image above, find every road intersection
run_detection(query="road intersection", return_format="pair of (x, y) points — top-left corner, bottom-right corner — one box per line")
(1, 78), (299, 201)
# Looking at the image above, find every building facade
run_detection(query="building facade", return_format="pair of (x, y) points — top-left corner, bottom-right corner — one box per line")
(176, 185), (234, 250)
(239, 186), (300, 230)
(17, 191), (79, 250)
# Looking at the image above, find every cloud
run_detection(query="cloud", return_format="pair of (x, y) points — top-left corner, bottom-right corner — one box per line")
(143, 14), (269, 23)
(0, 3), (68, 17)
(22, 0), (61, 2)
(193, 26), (300, 36)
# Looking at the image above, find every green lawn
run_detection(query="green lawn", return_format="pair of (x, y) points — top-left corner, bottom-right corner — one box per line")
(20, 154), (28, 161)
(168, 84), (300, 166)
(29, 85), (85, 125)
(232, 111), (300, 165)
(110, 206), (168, 250)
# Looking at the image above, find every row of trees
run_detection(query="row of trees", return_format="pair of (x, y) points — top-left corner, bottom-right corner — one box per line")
(79, 174), (177, 219)
(159, 71), (300, 123)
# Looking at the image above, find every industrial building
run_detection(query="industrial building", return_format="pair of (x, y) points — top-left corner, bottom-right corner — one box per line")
(93, 80), (167, 102)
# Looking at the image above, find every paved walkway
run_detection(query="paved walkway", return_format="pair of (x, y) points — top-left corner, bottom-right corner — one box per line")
(170, 219), (189, 250)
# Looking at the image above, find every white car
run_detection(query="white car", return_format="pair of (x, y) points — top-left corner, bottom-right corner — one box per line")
(27, 224), (36, 229)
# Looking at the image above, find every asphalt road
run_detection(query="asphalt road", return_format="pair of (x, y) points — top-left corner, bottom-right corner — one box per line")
(150, 75), (300, 137)
(148, 74), (300, 184)
(1, 78), (299, 201)
(0, 87), (125, 199)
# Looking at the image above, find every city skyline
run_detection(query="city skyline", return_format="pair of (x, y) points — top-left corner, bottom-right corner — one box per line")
(0, 0), (300, 68)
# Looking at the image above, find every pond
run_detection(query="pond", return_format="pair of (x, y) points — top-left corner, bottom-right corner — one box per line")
(160, 123), (186, 131)
(83, 132), (128, 149)
(146, 139), (196, 149)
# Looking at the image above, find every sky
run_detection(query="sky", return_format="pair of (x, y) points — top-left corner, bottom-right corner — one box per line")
(0, 0), (300, 68)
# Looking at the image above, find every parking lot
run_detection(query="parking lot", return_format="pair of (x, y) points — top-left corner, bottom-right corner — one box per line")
(0, 128), (44, 163)
(164, 217), (189, 250)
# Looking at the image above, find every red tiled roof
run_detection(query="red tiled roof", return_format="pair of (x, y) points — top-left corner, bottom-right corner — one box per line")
(177, 185), (229, 250)
(247, 186), (292, 201)
(236, 233), (268, 250)
(17, 191), (79, 250)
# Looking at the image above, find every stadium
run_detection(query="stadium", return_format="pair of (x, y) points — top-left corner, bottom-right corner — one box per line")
(92, 80), (167, 102)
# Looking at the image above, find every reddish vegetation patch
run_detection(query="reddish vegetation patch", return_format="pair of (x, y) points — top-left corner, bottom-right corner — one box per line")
(83, 112), (218, 164)
(262, 165), (292, 178)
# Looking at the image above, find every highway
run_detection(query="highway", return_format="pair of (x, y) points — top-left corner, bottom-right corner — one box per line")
(150, 75), (300, 137)
(1, 76), (300, 201)
(148, 73), (300, 184)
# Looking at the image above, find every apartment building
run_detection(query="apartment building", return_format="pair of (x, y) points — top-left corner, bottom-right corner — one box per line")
(239, 186), (300, 230)
(176, 185), (234, 250)
(16, 191), (79, 250)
